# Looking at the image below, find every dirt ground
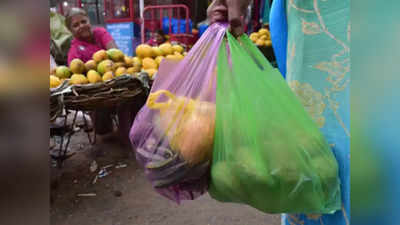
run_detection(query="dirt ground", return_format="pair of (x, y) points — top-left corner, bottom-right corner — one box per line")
(50, 113), (281, 225)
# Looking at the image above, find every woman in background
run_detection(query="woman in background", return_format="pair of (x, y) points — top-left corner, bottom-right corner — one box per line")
(66, 8), (145, 147)
(146, 29), (168, 46)
(66, 8), (118, 64)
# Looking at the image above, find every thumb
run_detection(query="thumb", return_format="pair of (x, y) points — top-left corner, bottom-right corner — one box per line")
(229, 18), (244, 38)
(227, 0), (250, 37)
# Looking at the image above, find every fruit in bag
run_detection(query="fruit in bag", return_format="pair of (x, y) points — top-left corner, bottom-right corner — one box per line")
(130, 23), (228, 203)
(147, 90), (215, 165)
(209, 33), (341, 214)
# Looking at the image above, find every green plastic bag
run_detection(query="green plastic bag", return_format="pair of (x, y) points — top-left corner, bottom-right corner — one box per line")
(209, 33), (341, 214)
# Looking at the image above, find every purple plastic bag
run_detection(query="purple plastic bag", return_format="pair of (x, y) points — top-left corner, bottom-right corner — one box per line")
(129, 23), (227, 203)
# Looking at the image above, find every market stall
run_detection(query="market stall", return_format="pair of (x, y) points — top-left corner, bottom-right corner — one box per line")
(50, 48), (152, 167)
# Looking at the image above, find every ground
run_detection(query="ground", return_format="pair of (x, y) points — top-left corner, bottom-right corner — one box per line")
(50, 113), (281, 225)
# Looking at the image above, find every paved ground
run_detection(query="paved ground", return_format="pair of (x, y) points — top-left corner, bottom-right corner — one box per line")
(50, 113), (281, 225)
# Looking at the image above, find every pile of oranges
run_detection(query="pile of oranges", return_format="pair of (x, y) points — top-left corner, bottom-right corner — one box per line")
(249, 28), (272, 47)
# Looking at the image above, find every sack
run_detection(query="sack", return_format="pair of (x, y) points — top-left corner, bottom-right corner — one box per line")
(50, 12), (73, 65)
(130, 23), (227, 203)
(208, 33), (342, 214)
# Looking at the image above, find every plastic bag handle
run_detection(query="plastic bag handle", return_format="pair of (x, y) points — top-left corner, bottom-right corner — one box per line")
(226, 32), (265, 71)
(240, 34), (273, 69)
(226, 32), (285, 83)
(147, 90), (177, 110)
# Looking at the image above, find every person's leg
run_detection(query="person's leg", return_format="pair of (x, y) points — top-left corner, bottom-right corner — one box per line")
(117, 94), (147, 147)
(90, 108), (114, 136)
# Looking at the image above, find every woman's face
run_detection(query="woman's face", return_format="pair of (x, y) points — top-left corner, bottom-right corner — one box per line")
(70, 14), (92, 40)
(207, 0), (228, 24)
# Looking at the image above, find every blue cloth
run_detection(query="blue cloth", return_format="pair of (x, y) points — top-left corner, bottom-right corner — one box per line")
(269, 0), (288, 78)
(162, 17), (193, 34)
(277, 0), (350, 224)
(198, 24), (209, 37)
(261, 0), (271, 24)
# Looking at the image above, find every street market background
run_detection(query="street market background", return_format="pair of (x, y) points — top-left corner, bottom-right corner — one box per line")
(49, 114), (281, 225)
(0, 0), (400, 225)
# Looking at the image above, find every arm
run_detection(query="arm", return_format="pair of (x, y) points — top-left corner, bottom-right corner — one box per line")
(226, 0), (251, 37)
(96, 27), (119, 50)
(105, 40), (118, 50)
(207, 0), (251, 37)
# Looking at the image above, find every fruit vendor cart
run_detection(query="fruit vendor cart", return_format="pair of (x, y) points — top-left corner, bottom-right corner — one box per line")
(50, 73), (151, 167)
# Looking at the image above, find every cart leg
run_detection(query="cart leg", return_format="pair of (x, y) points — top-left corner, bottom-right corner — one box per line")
(55, 114), (68, 168)
(113, 113), (119, 130)
(55, 110), (78, 168)
(82, 110), (96, 145)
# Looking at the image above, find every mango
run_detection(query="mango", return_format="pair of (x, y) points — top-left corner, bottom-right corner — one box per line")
(143, 68), (157, 79)
(159, 43), (173, 55)
(258, 28), (270, 36)
(132, 57), (142, 67)
(127, 66), (140, 75)
(55, 66), (71, 79)
(93, 49), (108, 62)
(166, 54), (180, 61)
(124, 56), (133, 67)
(107, 48), (125, 62)
(85, 60), (97, 72)
(102, 71), (114, 81)
(256, 39), (265, 46)
(260, 35), (269, 41)
(142, 57), (158, 70)
(152, 46), (163, 57)
(172, 44), (184, 54)
(70, 58), (85, 74)
(87, 70), (102, 83)
(115, 67), (127, 76)
(174, 52), (184, 60)
(155, 56), (164, 66)
(69, 74), (89, 85)
(249, 32), (260, 42)
(136, 44), (153, 58)
(50, 75), (61, 88)
(97, 60), (114, 74)
(112, 62), (126, 71)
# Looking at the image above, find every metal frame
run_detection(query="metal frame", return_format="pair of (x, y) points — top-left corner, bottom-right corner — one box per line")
(103, 0), (138, 24)
(141, 4), (191, 44)
(58, 0), (83, 16)
(50, 109), (119, 168)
